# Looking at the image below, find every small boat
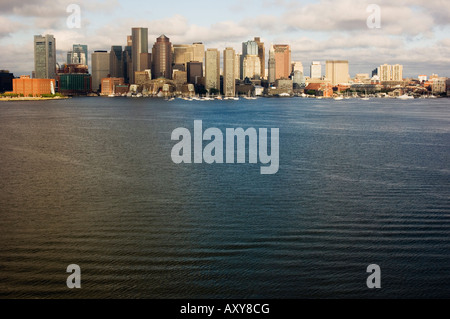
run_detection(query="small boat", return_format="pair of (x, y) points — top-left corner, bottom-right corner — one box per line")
(397, 94), (414, 100)
(334, 96), (343, 100)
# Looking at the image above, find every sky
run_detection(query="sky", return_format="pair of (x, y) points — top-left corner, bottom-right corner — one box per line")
(1, 0), (450, 77)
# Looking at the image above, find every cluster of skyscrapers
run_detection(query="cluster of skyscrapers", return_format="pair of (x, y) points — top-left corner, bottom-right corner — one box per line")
(29, 28), (441, 98)
(30, 29), (313, 95)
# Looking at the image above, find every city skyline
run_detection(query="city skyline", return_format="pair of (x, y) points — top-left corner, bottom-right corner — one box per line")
(1, 0), (450, 77)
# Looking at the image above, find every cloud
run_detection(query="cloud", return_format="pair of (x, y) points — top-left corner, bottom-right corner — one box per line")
(0, 16), (28, 38)
(281, 0), (437, 36)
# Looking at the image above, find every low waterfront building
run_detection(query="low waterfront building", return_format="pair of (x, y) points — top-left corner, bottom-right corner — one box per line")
(101, 77), (125, 95)
(58, 73), (92, 95)
(57, 64), (91, 95)
(12, 75), (55, 96)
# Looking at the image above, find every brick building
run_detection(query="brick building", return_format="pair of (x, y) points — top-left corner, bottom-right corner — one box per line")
(12, 76), (55, 96)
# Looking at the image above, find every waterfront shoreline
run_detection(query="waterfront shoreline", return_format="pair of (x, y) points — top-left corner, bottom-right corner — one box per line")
(0, 96), (70, 102)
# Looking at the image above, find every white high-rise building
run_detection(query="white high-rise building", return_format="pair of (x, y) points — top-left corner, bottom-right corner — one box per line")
(310, 61), (321, 79)
(325, 60), (350, 86)
(379, 64), (403, 81)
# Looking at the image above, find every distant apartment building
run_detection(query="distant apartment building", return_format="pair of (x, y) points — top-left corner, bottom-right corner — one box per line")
(13, 75), (55, 96)
(205, 49), (220, 92)
(91, 50), (110, 92)
(325, 60), (350, 86)
(432, 77), (447, 94)
(379, 64), (403, 81)
(152, 35), (173, 79)
(223, 47), (236, 97)
(310, 61), (321, 79)
(34, 34), (56, 79)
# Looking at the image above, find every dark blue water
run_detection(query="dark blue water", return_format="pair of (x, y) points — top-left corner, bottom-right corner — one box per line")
(0, 97), (449, 298)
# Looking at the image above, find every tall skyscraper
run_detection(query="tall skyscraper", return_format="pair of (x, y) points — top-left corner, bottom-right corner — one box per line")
(205, 49), (220, 92)
(192, 43), (205, 65)
(69, 44), (88, 68)
(273, 45), (291, 80)
(325, 60), (350, 85)
(242, 40), (258, 56)
(243, 55), (261, 80)
(240, 40), (258, 79)
(123, 45), (132, 84)
(152, 35), (173, 79)
(187, 61), (203, 84)
(140, 53), (152, 71)
(131, 27), (148, 83)
(310, 61), (321, 79)
(91, 50), (110, 92)
(234, 53), (241, 80)
(173, 44), (193, 71)
(34, 34), (56, 79)
(223, 47), (235, 97)
(110, 45), (124, 78)
(268, 45), (275, 83)
(254, 37), (265, 80)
